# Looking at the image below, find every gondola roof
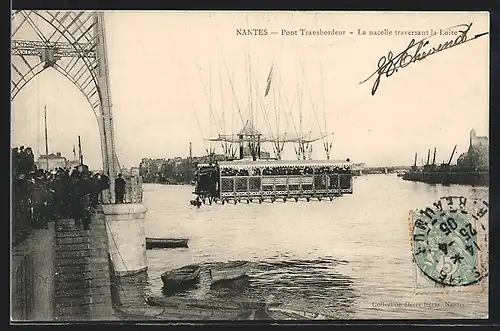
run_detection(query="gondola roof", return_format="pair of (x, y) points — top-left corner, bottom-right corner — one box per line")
(197, 159), (351, 169)
(206, 133), (330, 144)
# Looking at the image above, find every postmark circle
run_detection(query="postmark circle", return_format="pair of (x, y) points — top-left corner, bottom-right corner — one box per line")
(411, 197), (488, 286)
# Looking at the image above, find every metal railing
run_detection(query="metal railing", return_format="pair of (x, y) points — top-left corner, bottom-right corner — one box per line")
(124, 175), (143, 203)
(218, 174), (353, 198)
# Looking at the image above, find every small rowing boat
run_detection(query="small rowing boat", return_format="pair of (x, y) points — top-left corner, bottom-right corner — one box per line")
(161, 265), (201, 293)
(209, 261), (251, 284)
(146, 237), (188, 249)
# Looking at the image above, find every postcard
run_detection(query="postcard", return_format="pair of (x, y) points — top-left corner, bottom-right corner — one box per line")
(11, 10), (489, 321)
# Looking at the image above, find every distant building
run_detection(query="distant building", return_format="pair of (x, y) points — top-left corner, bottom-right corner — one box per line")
(457, 129), (489, 169)
(353, 162), (366, 168)
(130, 167), (140, 176)
(470, 129), (488, 149)
(36, 152), (67, 171)
(66, 159), (80, 169)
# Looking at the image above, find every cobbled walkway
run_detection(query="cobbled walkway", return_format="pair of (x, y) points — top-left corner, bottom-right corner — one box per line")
(53, 214), (116, 320)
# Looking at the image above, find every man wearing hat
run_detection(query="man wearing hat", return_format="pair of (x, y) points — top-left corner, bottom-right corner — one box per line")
(115, 173), (126, 204)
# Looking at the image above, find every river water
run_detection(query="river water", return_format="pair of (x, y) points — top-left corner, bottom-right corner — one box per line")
(141, 174), (488, 319)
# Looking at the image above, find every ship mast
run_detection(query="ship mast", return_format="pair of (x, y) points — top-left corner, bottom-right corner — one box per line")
(248, 54), (255, 160)
(189, 141), (192, 163)
(299, 65), (303, 160)
(78, 135), (83, 164)
(447, 145), (457, 165)
(316, 11), (330, 160)
(43, 105), (49, 171)
(295, 56), (305, 160)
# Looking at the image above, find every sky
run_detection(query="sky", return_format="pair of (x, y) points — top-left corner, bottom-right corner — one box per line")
(11, 11), (489, 170)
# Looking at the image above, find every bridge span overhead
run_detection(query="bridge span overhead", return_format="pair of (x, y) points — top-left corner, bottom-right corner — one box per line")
(12, 11), (119, 203)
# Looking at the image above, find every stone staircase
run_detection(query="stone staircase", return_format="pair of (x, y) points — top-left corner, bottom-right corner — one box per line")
(53, 213), (115, 320)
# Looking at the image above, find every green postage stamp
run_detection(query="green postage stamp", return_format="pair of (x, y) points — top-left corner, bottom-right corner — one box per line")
(409, 196), (488, 293)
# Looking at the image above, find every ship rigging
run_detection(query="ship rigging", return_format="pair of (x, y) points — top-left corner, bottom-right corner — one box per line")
(194, 42), (334, 162)
(189, 20), (352, 205)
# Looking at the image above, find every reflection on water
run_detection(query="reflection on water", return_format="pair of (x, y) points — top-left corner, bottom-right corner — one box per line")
(247, 259), (357, 317)
(147, 259), (357, 314)
(209, 274), (250, 291)
(141, 175), (488, 319)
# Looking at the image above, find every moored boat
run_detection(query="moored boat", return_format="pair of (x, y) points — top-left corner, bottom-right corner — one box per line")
(146, 237), (188, 249)
(402, 131), (489, 186)
(161, 264), (201, 292)
(209, 261), (251, 284)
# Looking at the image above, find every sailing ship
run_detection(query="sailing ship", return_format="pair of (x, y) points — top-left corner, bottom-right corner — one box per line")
(402, 130), (489, 186)
(191, 44), (353, 205)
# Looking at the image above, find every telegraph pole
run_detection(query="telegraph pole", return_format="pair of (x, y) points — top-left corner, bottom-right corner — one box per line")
(44, 105), (49, 171)
(78, 135), (83, 164)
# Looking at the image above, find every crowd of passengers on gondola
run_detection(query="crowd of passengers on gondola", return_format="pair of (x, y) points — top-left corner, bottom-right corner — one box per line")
(219, 164), (352, 177)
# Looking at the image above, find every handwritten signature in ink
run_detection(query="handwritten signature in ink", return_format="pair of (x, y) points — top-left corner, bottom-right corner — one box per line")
(359, 23), (488, 96)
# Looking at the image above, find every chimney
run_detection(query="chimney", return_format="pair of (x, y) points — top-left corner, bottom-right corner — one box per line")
(189, 142), (192, 162)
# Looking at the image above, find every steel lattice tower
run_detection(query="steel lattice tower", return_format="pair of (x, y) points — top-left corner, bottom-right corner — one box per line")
(11, 11), (119, 203)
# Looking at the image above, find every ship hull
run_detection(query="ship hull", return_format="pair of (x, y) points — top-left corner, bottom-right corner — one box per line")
(402, 171), (488, 186)
(146, 237), (188, 249)
(209, 261), (251, 284)
(161, 265), (201, 293)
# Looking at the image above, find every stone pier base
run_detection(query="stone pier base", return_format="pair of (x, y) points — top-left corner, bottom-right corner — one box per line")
(53, 215), (114, 320)
(110, 271), (149, 308)
(102, 204), (148, 277)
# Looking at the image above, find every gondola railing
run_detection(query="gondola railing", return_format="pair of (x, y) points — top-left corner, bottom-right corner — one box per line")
(218, 173), (353, 198)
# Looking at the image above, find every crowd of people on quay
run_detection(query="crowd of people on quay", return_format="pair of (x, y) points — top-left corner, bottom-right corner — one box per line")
(12, 146), (113, 244)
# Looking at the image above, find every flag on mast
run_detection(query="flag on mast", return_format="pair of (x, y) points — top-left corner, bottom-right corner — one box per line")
(264, 65), (273, 97)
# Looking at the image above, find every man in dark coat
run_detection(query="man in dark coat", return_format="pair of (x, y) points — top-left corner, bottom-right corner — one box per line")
(80, 171), (93, 230)
(115, 173), (126, 204)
